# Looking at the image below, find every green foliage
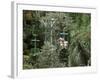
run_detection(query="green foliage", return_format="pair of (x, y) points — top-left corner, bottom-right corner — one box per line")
(35, 42), (65, 68)
(23, 55), (33, 69)
(68, 13), (91, 66)
(23, 10), (91, 69)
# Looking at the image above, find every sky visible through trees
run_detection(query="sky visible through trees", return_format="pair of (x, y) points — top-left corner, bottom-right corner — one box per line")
(23, 10), (91, 69)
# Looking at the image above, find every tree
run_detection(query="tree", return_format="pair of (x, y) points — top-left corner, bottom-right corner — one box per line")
(35, 41), (65, 68)
(67, 13), (91, 66)
(23, 10), (91, 69)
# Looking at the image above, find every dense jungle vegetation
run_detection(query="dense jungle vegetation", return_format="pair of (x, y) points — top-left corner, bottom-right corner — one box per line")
(23, 10), (91, 69)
